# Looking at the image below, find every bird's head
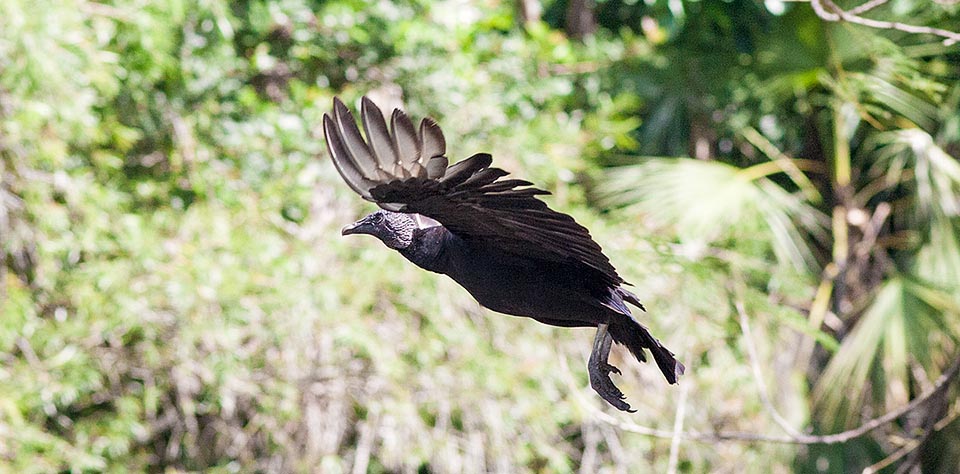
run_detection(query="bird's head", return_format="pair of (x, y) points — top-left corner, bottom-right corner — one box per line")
(341, 210), (417, 249)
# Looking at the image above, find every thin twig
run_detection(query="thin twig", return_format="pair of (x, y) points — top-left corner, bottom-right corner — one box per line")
(590, 350), (960, 445)
(864, 395), (953, 474)
(809, 0), (960, 45)
(666, 360), (690, 474)
(556, 319), (960, 447)
(854, 202), (891, 259)
(797, 264), (838, 368)
(78, 1), (134, 21)
(848, 0), (889, 15)
(734, 299), (805, 438)
(738, 126), (824, 204)
(862, 437), (922, 474)
(351, 409), (378, 474)
(15, 337), (41, 368)
(579, 422), (599, 474)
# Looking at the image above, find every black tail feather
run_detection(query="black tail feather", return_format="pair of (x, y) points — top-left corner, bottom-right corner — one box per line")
(608, 319), (685, 384)
(617, 287), (646, 312)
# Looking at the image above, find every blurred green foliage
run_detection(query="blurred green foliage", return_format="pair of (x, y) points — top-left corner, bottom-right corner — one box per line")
(1, 0), (958, 472)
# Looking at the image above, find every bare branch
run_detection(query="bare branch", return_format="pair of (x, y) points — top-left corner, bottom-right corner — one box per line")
(809, 0), (840, 22)
(738, 126), (824, 204)
(848, 0), (889, 16)
(863, 394), (955, 474)
(557, 311), (960, 448)
(809, 0), (960, 45)
(734, 298), (805, 438)
(666, 358), (690, 474)
(589, 349), (960, 445)
(862, 437), (924, 474)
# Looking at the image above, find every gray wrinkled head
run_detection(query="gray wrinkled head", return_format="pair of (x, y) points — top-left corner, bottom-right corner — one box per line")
(341, 210), (418, 249)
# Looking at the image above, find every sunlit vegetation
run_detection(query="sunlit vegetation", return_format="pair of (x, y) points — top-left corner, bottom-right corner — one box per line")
(2, 0), (958, 472)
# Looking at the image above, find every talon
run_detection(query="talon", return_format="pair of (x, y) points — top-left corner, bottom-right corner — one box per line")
(588, 324), (634, 412)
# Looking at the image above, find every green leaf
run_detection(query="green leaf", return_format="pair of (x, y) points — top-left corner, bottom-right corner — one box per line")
(596, 157), (825, 271)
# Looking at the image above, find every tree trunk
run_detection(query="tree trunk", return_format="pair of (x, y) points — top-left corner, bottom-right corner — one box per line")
(565, 0), (596, 40)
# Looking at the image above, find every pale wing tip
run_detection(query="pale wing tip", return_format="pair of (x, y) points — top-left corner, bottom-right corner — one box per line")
(360, 95), (377, 112)
(390, 108), (426, 178)
(360, 97), (378, 124)
(332, 97), (354, 126)
(329, 97), (451, 182)
(419, 117), (446, 159)
(323, 110), (375, 200)
(332, 96), (347, 114)
(360, 96), (402, 178)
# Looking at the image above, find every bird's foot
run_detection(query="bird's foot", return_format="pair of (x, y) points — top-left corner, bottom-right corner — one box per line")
(588, 356), (635, 413)
(587, 323), (635, 412)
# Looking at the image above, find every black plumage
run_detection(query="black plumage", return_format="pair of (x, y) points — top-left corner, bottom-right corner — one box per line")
(323, 97), (684, 411)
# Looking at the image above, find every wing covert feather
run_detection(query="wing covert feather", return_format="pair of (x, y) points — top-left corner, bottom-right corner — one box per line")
(360, 97), (399, 173)
(323, 96), (624, 286)
(333, 99), (382, 180)
(322, 114), (375, 199)
(419, 118), (446, 162)
(391, 110), (424, 178)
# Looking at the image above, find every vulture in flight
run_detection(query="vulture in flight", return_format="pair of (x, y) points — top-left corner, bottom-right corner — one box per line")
(322, 97), (684, 411)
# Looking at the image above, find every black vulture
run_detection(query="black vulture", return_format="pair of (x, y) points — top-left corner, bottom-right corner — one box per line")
(322, 97), (684, 411)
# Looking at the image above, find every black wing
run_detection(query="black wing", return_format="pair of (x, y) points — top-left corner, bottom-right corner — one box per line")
(322, 97), (624, 287)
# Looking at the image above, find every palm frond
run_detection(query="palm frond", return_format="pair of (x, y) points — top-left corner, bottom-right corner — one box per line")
(858, 74), (940, 131)
(866, 128), (960, 219)
(913, 216), (960, 303)
(815, 278), (907, 427)
(815, 275), (960, 426)
(596, 158), (826, 272)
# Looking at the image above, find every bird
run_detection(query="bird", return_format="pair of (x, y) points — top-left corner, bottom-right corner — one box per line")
(322, 96), (684, 412)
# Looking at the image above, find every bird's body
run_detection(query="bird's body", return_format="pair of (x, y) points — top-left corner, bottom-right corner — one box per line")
(392, 220), (682, 387)
(402, 225), (605, 325)
(325, 97), (684, 411)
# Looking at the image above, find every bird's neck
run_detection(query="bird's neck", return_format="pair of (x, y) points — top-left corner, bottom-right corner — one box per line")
(397, 226), (453, 274)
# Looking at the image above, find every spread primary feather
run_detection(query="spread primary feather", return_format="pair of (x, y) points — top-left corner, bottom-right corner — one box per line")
(323, 96), (685, 411)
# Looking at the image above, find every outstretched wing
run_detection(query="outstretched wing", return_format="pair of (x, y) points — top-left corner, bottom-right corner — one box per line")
(322, 97), (624, 287)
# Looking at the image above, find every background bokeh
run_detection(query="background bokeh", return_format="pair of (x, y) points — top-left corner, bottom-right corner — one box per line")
(2, 0), (959, 472)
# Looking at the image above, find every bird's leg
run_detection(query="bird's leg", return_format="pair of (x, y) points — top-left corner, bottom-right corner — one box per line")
(588, 323), (635, 412)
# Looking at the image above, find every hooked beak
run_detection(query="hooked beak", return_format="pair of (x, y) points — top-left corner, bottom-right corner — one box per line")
(341, 219), (371, 236)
